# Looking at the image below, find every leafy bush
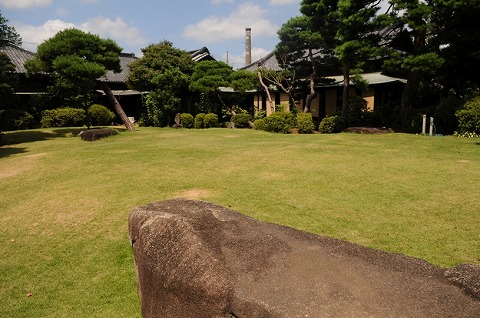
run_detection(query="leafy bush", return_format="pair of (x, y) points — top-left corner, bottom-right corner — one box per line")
(297, 112), (315, 134)
(455, 97), (480, 136)
(0, 108), (35, 131)
(88, 104), (115, 126)
(253, 118), (266, 131)
(231, 113), (252, 128)
(194, 113), (206, 129)
(347, 95), (369, 127)
(204, 113), (219, 128)
(180, 113), (194, 128)
(41, 107), (86, 128)
(264, 112), (295, 134)
(434, 98), (463, 135)
(318, 115), (343, 133)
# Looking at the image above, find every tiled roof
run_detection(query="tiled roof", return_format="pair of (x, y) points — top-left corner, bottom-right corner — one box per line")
(320, 72), (407, 87)
(99, 52), (138, 83)
(240, 51), (282, 71)
(0, 43), (35, 73)
(189, 47), (216, 62)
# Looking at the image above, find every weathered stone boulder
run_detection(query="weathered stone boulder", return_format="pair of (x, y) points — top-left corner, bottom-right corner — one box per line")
(79, 128), (117, 141)
(128, 199), (480, 318)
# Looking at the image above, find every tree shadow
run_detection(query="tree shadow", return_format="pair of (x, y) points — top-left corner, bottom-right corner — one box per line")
(2, 127), (127, 147)
(0, 146), (28, 158)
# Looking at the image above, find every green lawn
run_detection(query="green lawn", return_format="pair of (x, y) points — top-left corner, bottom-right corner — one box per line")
(1, 127), (479, 317)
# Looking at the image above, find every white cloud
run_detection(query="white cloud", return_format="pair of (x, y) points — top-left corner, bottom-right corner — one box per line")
(211, 0), (234, 4)
(269, 0), (300, 5)
(15, 16), (147, 52)
(183, 3), (277, 44)
(0, 0), (52, 9)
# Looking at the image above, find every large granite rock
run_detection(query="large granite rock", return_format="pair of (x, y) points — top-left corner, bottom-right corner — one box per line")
(128, 199), (480, 318)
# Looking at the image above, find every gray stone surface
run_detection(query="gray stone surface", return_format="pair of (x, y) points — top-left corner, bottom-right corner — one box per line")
(128, 198), (480, 318)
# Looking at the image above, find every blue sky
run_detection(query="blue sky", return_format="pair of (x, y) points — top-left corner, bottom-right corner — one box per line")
(0, 0), (302, 68)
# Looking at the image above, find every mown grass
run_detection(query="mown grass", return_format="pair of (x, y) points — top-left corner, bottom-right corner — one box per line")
(1, 127), (479, 317)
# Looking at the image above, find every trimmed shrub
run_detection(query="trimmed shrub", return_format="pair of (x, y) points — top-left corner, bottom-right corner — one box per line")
(180, 113), (194, 128)
(318, 115), (343, 133)
(194, 113), (206, 129)
(253, 118), (266, 131)
(231, 113), (252, 128)
(41, 107), (86, 128)
(204, 113), (219, 128)
(264, 112), (295, 134)
(0, 108), (35, 131)
(88, 104), (115, 126)
(297, 112), (315, 134)
(456, 97), (480, 135)
(347, 95), (369, 127)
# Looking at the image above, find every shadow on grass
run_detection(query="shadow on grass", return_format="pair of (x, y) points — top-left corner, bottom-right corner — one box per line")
(2, 127), (128, 147)
(0, 146), (28, 158)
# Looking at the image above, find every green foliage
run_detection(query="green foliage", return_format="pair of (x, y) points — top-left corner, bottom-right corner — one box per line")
(180, 113), (194, 128)
(346, 95), (369, 127)
(194, 113), (206, 129)
(0, 52), (17, 119)
(231, 113), (252, 128)
(189, 60), (232, 94)
(253, 118), (266, 131)
(128, 41), (194, 127)
(26, 29), (122, 108)
(455, 97), (480, 135)
(434, 98), (463, 135)
(0, 11), (22, 47)
(41, 107), (86, 128)
(0, 108), (34, 131)
(318, 115), (343, 133)
(264, 112), (295, 134)
(203, 113), (219, 128)
(88, 104), (115, 126)
(297, 112), (315, 134)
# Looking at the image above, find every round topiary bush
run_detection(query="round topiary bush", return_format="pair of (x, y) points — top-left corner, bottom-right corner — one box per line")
(318, 115), (343, 133)
(41, 107), (86, 128)
(204, 113), (219, 128)
(297, 112), (315, 134)
(253, 118), (266, 131)
(264, 112), (295, 134)
(194, 113), (206, 129)
(231, 113), (252, 128)
(455, 97), (480, 136)
(88, 104), (115, 126)
(180, 113), (194, 128)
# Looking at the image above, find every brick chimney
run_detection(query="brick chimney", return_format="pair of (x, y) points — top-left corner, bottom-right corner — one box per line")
(245, 28), (252, 66)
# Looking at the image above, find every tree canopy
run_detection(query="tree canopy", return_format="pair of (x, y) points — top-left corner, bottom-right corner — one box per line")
(0, 10), (21, 47)
(127, 41), (195, 126)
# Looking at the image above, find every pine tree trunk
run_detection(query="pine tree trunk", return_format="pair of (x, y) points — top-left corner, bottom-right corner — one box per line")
(304, 49), (317, 113)
(258, 71), (275, 115)
(341, 66), (350, 125)
(101, 83), (135, 131)
(400, 70), (422, 125)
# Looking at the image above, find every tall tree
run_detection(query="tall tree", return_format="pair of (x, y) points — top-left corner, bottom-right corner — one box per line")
(25, 28), (134, 130)
(386, 0), (444, 124)
(128, 41), (194, 126)
(276, 15), (338, 113)
(0, 10), (21, 47)
(301, 0), (384, 123)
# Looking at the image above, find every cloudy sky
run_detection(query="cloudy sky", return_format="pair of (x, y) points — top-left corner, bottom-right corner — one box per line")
(0, 0), (301, 68)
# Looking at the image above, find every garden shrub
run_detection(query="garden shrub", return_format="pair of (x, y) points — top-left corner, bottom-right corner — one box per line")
(194, 113), (206, 129)
(204, 113), (219, 128)
(264, 112), (295, 134)
(180, 113), (194, 128)
(0, 108), (35, 131)
(88, 104), (115, 126)
(253, 118), (266, 131)
(347, 95), (369, 127)
(41, 107), (86, 128)
(318, 115), (343, 133)
(434, 98), (463, 135)
(455, 96), (480, 136)
(297, 112), (315, 134)
(231, 113), (252, 128)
